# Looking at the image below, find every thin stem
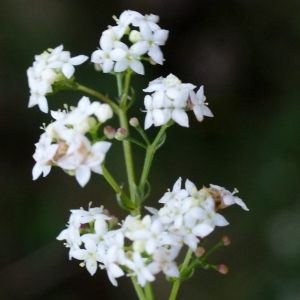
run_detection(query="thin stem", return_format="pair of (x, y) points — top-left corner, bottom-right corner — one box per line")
(131, 276), (147, 300)
(116, 73), (123, 97)
(75, 82), (119, 113)
(202, 241), (223, 260)
(144, 282), (154, 300)
(133, 125), (151, 146)
(138, 123), (169, 195)
(169, 248), (193, 300)
(101, 164), (134, 209)
(125, 136), (148, 149)
(120, 70), (132, 108)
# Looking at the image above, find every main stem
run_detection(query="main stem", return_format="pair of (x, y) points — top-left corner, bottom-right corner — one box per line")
(117, 71), (139, 215)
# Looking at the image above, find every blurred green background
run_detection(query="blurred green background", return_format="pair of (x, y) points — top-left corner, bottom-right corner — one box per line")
(1, 0), (300, 299)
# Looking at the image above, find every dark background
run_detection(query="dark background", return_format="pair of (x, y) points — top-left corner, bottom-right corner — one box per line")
(1, 0), (300, 299)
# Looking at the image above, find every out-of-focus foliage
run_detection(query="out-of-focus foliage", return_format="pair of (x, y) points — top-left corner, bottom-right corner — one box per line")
(0, 0), (300, 299)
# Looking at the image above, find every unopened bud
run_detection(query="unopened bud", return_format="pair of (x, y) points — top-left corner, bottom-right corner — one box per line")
(195, 247), (205, 257)
(129, 30), (143, 43)
(41, 68), (58, 84)
(108, 215), (118, 227)
(115, 128), (128, 140)
(221, 236), (231, 246)
(129, 117), (139, 127)
(104, 126), (116, 139)
(95, 104), (113, 123)
(218, 264), (228, 275)
(94, 63), (102, 71)
(149, 57), (157, 65)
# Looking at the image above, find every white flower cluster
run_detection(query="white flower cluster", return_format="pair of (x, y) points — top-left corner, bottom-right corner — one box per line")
(32, 96), (113, 187)
(91, 10), (169, 75)
(143, 74), (214, 129)
(27, 45), (88, 113)
(57, 178), (248, 286)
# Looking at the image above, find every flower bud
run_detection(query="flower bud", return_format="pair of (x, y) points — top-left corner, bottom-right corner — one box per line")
(41, 68), (58, 84)
(104, 126), (116, 139)
(129, 30), (143, 43)
(95, 104), (113, 123)
(194, 246), (205, 257)
(115, 128), (128, 140)
(218, 264), (228, 275)
(94, 63), (102, 71)
(129, 117), (139, 127)
(133, 240), (145, 253)
(221, 236), (231, 246)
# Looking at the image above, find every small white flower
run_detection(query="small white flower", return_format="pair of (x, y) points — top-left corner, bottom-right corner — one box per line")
(72, 239), (101, 275)
(32, 133), (58, 180)
(189, 86), (213, 122)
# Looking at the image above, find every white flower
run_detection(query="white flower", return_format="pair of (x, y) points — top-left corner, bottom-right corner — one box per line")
(100, 245), (125, 286)
(55, 132), (112, 187)
(111, 41), (148, 75)
(125, 251), (155, 287)
(159, 177), (189, 203)
(148, 248), (180, 278)
(209, 184), (249, 211)
(32, 132), (58, 180)
(189, 86), (213, 122)
(72, 239), (101, 275)
(143, 74), (197, 129)
(27, 45), (88, 113)
(28, 78), (52, 113)
(139, 22), (169, 65)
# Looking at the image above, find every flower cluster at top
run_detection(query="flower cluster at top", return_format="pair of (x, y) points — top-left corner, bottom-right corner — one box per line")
(57, 178), (248, 287)
(91, 10), (169, 75)
(143, 74), (213, 129)
(32, 96), (113, 187)
(27, 45), (88, 113)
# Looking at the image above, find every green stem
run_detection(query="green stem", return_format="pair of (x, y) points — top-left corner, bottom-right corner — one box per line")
(116, 73), (123, 97)
(144, 282), (154, 300)
(169, 248), (193, 300)
(131, 276), (147, 300)
(117, 70), (138, 214)
(74, 82), (119, 113)
(101, 164), (134, 209)
(139, 123), (169, 195)
(125, 136), (148, 149)
(202, 241), (223, 260)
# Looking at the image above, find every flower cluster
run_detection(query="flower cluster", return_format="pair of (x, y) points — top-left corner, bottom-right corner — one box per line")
(27, 45), (88, 113)
(57, 178), (248, 286)
(143, 74), (213, 129)
(91, 10), (169, 75)
(32, 96), (113, 187)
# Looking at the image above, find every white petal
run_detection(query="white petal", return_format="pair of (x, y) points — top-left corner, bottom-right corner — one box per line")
(38, 96), (49, 113)
(62, 63), (75, 79)
(148, 45), (163, 65)
(130, 59), (144, 75)
(76, 165), (91, 187)
(172, 109), (189, 127)
(144, 111), (153, 130)
(114, 59), (128, 72)
(69, 55), (88, 66)
(192, 224), (214, 238)
(32, 163), (43, 180)
(214, 214), (229, 227)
